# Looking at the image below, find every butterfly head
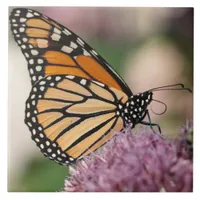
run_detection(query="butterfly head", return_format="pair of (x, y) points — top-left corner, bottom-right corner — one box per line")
(121, 91), (153, 127)
(122, 83), (192, 128)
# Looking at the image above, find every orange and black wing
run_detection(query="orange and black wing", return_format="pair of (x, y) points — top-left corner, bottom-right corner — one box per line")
(9, 8), (132, 95)
(25, 75), (128, 164)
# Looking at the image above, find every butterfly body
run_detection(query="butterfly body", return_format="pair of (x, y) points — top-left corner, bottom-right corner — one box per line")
(10, 8), (189, 165)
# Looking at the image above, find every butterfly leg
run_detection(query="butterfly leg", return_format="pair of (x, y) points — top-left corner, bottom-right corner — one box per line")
(140, 121), (161, 133)
(140, 110), (162, 134)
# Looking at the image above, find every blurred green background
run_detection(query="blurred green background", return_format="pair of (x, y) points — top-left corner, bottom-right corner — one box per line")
(8, 7), (193, 192)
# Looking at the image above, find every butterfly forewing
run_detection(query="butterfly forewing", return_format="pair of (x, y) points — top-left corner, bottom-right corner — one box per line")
(10, 8), (132, 95)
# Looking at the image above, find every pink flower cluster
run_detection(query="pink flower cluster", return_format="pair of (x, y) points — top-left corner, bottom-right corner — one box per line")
(64, 122), (193, 192)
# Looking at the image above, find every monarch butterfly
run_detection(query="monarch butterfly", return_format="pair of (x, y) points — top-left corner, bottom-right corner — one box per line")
(9, 8), (191, 165)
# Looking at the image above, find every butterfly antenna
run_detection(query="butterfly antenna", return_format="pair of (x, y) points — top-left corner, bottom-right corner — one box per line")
(151, 99), (168, 115)
(148, 83), (192, 93)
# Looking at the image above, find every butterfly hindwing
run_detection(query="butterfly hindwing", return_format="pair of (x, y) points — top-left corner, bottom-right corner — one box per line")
(10, 8), (132, 95)
(25, 75), (127, 164)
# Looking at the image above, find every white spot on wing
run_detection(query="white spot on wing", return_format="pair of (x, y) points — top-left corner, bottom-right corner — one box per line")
(77, 38), (84, 46)
(31, 50), (39, 55)
(51, 33), (61, 41)
(19, 26), (25, 31)
(26, 12), (33, 18)
(36, 66), (42, 71)
(20, 18), (27, 22)
(61, 46), (73, 53)
(25, 53), (29, 58)
(32, 129), (36, 135)
(32, 76), (36, 81)
(34, 12), (40, 16)
(32, 117), (36, 122)
(57, 150), (61, 154)
(70, 42), (78, 49)
(39, 81), (46, 85)
(40, 86), (45, 91)
(23, 38), (28, 42)
(62, 153), (66, 158)
(52, 143), (56, 147)
(54, 28), (61, 34)
(47, 148), (52, 153)
(83, 49), (90, 56)
(91, 50), (97, 55)
(80, 79), (86, 85)
(118, 104), (122, 109)
(55, 76), (61, 81)
(66, 75), (74, 79)
(92, 80), (104, 87)
(63, 28), (71, 36)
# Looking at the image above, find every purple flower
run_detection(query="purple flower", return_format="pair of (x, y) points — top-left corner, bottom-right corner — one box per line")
(178, 120), (193, 160)
(64, 122), (193, 192)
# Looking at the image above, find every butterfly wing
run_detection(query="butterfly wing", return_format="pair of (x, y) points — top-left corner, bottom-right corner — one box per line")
(25, 75), (127, 164)
(9, 8), (132, 95)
